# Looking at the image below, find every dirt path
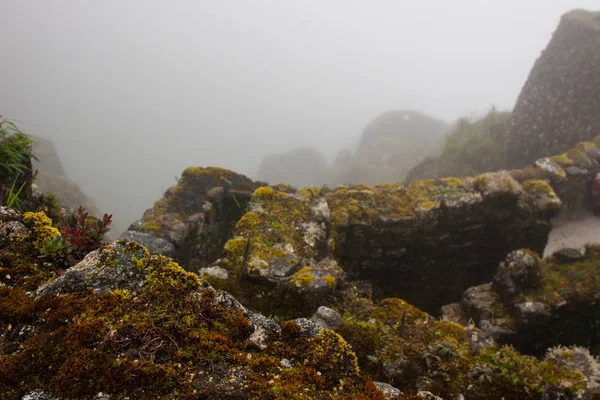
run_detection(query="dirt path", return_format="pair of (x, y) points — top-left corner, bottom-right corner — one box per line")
(544, 211), (600, 257)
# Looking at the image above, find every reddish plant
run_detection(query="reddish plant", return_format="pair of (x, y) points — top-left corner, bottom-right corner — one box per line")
(40, 207), (112, 267)
(59, 207), (112, 266)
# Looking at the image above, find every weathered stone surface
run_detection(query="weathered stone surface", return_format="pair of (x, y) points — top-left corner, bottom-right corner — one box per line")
(374, 381), (402, 398)
(505, 10), (600, 167)
(553, 247), (586, 263)
(36, 240), (150, 297)
(119, 229), (176, 257)
(493, 249), (543, 303)
(311, 306), (344, 330)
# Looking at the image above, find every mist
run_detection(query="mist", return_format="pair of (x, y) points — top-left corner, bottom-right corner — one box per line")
(0, 0), (597, 233)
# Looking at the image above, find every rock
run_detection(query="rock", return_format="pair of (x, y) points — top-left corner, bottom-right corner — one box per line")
(461, 283), (498, 324)
(21, 391), (58, 400)
(293, 318), (323, 337)
(36, 240), (150, 297)
(514, 301), (551, 326)
(197, 265), (229, 280)
(310, 306), (344, 330)
(552, 247), (586, 263)
(505, 10), (600, 167)
(128, 167), (261, 273)
(119, 229), (176, 257)
(373, 381), (402, 398)
(545, 345), (600, 394)
(493, 249), (543, 303)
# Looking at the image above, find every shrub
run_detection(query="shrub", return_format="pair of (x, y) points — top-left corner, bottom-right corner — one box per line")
(439, 106), (511, 177)
(40, 207), (112, 267)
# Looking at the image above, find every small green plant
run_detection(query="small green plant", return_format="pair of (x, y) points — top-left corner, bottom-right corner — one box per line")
(0, 118), (37, 178)
(5, 175), (27, 209)
(39, 207), (112, 267)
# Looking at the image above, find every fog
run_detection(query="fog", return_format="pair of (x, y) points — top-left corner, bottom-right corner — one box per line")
(0, 0), (597, 233)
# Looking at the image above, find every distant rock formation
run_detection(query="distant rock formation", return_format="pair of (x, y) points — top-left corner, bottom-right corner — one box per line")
(332, 110), (449, 186)
(30, 136), (115, 237)
(256, 146), (329, 188)
(31, 135), (66, 177)
(505, 9), (600, 168)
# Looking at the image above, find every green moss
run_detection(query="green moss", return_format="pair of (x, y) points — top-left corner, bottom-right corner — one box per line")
(550, 153), (574, 168)
(296, 186), (321, 198)
(236, 211), (260, 230)
(326, 178), (468, 226)
(337, 293), (584, 398)
(0, 240), (389, 398)
(224, 237), (249, 258)
(439, 177), (466, 189)
(521, 179), (554, 196)
(537, 245), (600, 306)
(0, 287), (35, 321)
(566, 146), (593, 168)
(510, 167), (547, 182)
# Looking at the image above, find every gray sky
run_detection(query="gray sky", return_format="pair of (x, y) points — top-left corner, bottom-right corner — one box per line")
(0, 0), (597, 233)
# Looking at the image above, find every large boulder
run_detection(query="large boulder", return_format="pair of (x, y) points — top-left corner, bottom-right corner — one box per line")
(208, 171), (560, 316)
(256, 146), (329, 187)
(505, 9), (600, 168)
(332, 110), (449, 186)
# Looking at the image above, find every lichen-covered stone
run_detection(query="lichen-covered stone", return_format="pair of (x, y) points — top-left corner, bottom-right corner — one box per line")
(0, 211), (390, 400)
(119, 229), (176, 257)
(121, 167), (262, 273)
(493, 249), (543, 303)
(443, 245), (600, 360)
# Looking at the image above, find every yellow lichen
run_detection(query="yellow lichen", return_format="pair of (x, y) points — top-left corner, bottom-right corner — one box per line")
(22, 211), (61, 248)
(253, 186), (275, 200)
(521, 179), (554, 196)
(291, 266), (315, 288)
(323, 275), (336, 288)
(235, 211), (260, 230)
(550, 153), (574, 168)
(141, 221), (162, 232)
(181, 166), (237, 179)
